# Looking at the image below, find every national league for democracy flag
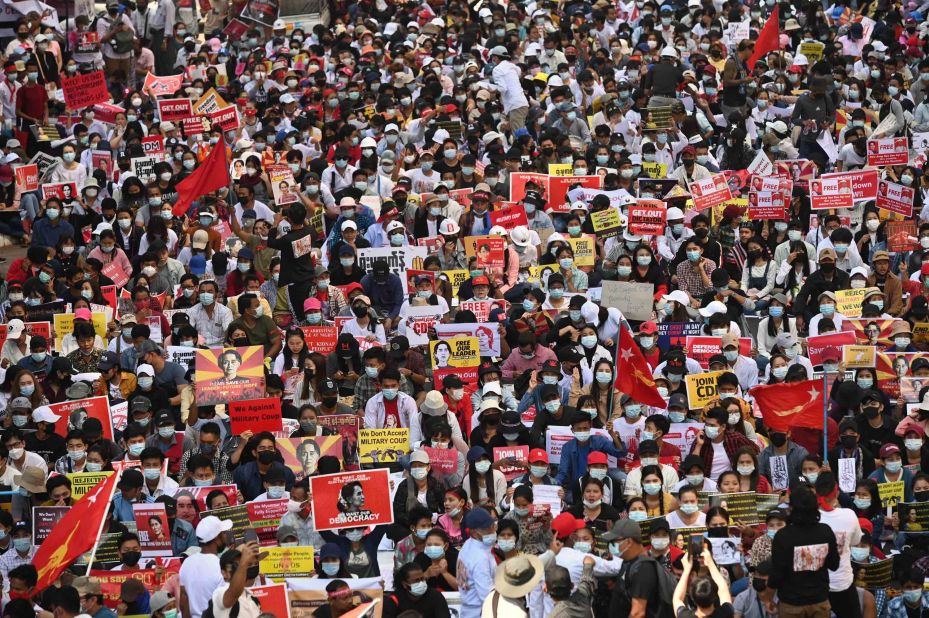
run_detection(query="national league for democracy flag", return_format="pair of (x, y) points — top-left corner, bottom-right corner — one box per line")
(172, 143), (230, 216)
(750, 378), (826, 433)
(615, 325), (666, 408)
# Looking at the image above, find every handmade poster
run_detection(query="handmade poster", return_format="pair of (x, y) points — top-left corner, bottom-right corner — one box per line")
(205, 504), (251, 543)
(268, 164), (299, 206)
(600, 280), (655, 322)
(689, 175), (733, 211)
(249, 583), (291, 617)
(61, 70), (108, 109)
(143, 72), (185, 96)
(287, 579), (383, 618)
(464, 235), (506, 270)
(430, 336), (480, 369)
(317, 415), (361, 467)
(194, 346), (266, 406)
(809, 178), (854, 210)
(133, 503), (172, 557)
(278, 436), (344, 480)
(876, 179), (915, 217)
(193, 87), (229, 116)
(52, 397), (113, 441)
(627, 199), (667, 235)
(878, 481), (905, 509)
(567, 236), (596, 267)
(42, 182), (77, 201)
(821, 169), (879, 202)
(708, 537), (743, 565)
(867, 137), (909, 167)
(806, 331), (858, 365)
(309, 469), (394, 531)
(358, 428), (409, 464)
(435, 324), (501, 357)
(685, 371), (725, 409)
(770, 455), (789, 491)
(14, 164), (38, 192)
(228, 398), (283, 434)
(843, 345), (876, 369)
(839, 458), (857, 493)
(493, 446), (529, 481)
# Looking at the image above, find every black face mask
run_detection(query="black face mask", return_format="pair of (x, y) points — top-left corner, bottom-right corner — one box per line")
(707, 527), (728, 538)
(681, 158), (695, 167)
(122, 551), (142, 567)
(322, 396), (338, 408)
(770, 432), (787, 447)
(257, 450), (275, 465)
(863, 405), (880, 419)
(542, 147), (554, 156)
(840, 435), (857, 450)
(352, 305), (368, 318)
(752, 577), (768, 592)
(694, 228), (708, 239)
(820, 263), (835, 274)
(916, 490), (929, 502)
(246, 564), (260, 579)
(232, 337), (249, 347)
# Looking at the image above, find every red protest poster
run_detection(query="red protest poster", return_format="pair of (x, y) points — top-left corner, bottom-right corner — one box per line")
(222, 18), (251, 39)
(157, 98), (193, 122)
(228, 398), (283, 434)
(822, 169), (879, 202)
(0, 321), (52, 353)
(279, 436), (343, 480)
(809, 178), (854, 210)
(101, 260), (129, 288)
(406, 269), (435, 293)
(42, 182), (77, 201)
(209, 105), (239, 132)
(49, 396), (112, 440)
(309, 468), (394, 531)
(90, 569), (175, 608)
(747, 191), (787, 220)
(689, 174), (733, 211)
(417, 236), (443, 254)
(181, 484), (238, 511)
(141, 135), (165, 157)
(806, 331), (858, 366)
(775, 159), (818, 189)
(61, 70), (109, 110)
(423, 446), (458, 474)
(14, 164), (38, 192)
(886, 221), (917, 252)
(92, 102), (124, 125)
(317, 415), (360, 468)
(433, 365), (478, 390)
(133, 503), (172, 557)
(75, 31), (99, 54)
(91, 150), (113, 180)
(548, 175), (602, 213)
(876, 179), (915, 217)
(143, 72), (185, 96)
(300, 326), (338, 354)
(685, 336), (753, 369)
(248, 584), (290, 618)
(628, 199), (667, 235)
(489, 203), (529, 230)
(867, 137), (909, 167)
(465, 236), (506, 270)
(493, 445), (529, 481)
(194, 346), (267, 406)
(508, 172), (548, 202)
(246, 498), (289, 546)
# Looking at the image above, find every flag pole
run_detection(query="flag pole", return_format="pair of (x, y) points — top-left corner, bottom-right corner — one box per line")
(84, 469), (123, 576)
(822, 372), (828, 459)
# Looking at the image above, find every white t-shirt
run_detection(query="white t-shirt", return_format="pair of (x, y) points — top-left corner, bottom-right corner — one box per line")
(709, 442), (731, 481)
(818, 507), (862, 591)
(666, 510), (707, 529)
(179, 553), (223, 618)
(210, 583), (262, 618)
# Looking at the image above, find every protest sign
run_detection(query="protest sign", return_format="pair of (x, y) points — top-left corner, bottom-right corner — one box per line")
(356, 247), (427, 294)
(317, 415), (360, 466)
(67, 472), (114, 499)
(206, 504), (251, 542)
(42, 182), (77, 201)
(52, 397), (113, 441)
(533, 484), (562, 516)
(822, 169), (879, 202)
(835, 287), (880, 318)
(685, 336), (752, 368)
(879, 481), (905, 508)
(854, 558), (893, 588)
(747, 191), (787, 219)
(14, 164), (38, 192)
(867, 137), (909, 167)
(886, 221), (917, 252)
(287, 579), (384, 618)
(193, 87), (229, 116)
(642, 162), (668, 178)
(229, 398), (283, 434)
(627, 200), (666, 235)
(686, 371), (725, 409)
(32, 506), (68, 544)
(88, 568), (176, 608)
(709, 492), (759, 524)
(260, 546), (316, 580)
(876, 179), (915, 217)
(430, 336), (480, 369)
(165, 345), (196, 369)
(268, 164), (299, 206)
(157, 98), (193, 122)
(359, 428), (410, 464)
(299, 326), (338, 354)
(600, 280), (655, 321)
(589, 208), (623, 238)
(664, 422), (704, 455)
(898, 501), (929, 532)
(133, 503), (172, 557)
(900, 377), (924, 403)
(130, 155), (160, 183)
(309, 469), (394, 531)
(464, 235), (506, 270)
(143, 72), (184, 96)
(0, 321), (51, 354)
(194, 346), (266, 406)
(488, 203), (529, 230)
(656, 322), (704, 351)
(809, 177), (854, 210)
(689, 175), (733, 211)
(247, 499), (290, 546)
(62, 71), (108, 109)
(279, 436), (343, 480)
(843, 345), (876, 369)
(398, 306), (445, 347)
(140, 135), (165, 158)
(249, 583), (291, 617)
(568, 236), (596, 267)
(548, 163), (573, 176)
(423, 447), (458, 474)
(807, 331), (858, 365)
(775, 160), (818, 189)
(435, 324), (501, 357)
(209, 105), (240, 132)
(494, 446), (529, 481)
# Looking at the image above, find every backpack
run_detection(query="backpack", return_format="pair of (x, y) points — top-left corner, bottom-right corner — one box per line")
(624, 555), (677, 618)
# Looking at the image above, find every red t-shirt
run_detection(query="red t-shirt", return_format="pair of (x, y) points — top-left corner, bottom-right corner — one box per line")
(383, 398), (400, 428)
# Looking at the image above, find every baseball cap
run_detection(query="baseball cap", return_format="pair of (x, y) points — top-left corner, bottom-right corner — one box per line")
(602, 518), (642, 542)
(551, 513), (585, 539)
(528, 448), (548, 464)
(196, 515), (234, 543)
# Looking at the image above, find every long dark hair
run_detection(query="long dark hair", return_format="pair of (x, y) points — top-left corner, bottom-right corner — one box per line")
(468, 457), (496, 505)
(788, 485), (821, 526)
(282, 328), (311, 371)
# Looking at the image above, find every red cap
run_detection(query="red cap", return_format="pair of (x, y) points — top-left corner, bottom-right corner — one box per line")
(528, 448), (549, 463)
(858, 517), (873, 535)
(639, 321), (658, 335)
(921, 262), (929, 276)
(75, 308), (92, 321)
(905, 423), (926, 438)
(820, 346), (841, 362)
(472, 275), (490, 287)
(551, 513), (585, 539)
(879, 443), (901, 458)
(344, 282), (364, 296)
(587, 451), (608, 465)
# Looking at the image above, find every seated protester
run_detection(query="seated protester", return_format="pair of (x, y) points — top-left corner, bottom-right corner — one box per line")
(54, 429), (90, 474)
(320, 525), (388, 579)
(511, 288), (555, 341)
(409, 391), (468, 454)
(470, 362), (518, 420)
(360, 259), (405, 331)
(180, 421), (234, 483)
(854, 388), (897, 459)
(229, 292), (283, 357)
(313, 579), (360, 618)
(869, 443), (915, 503)
(114, 532), (150, 571)
(565, 474), (620, 552)
(232, 432), (296, 501)
(386, 336), (428, 400)
(701, 266), (755, 324)
(554, 413), (625, 502)
(139, 447), (179, 499)
(253, 466), (290, 502)
(569, 360), (622, 428)
(572, 450), (621, 509)
(436, 487), (468, 549)
(341, 294), (387, 345)
(645, 518), (683, 575)
(42, 475), (72, 506)
(355, 348), (414, 414)
(528, 383), (575, 450)
(674, 455), (720, 493)
(393, 449), (446, 527)
(393, 505), (435, 569)
(384, 561), (452, 618)
(758, 427), (809, 482)
(413, 528), (459, 591)
(24, 405), (65, 465)
(733, 447), (771, 494)
(899, 423), (929, 472)
(666, 485), (707, 529)
(98, 350), (137, 402)
(828, 418), (876, 483)
(363, 367), (416, 432)
(15, 335), (51, 379)
(462, 446), (507, 515)
(65, 321), (105, 373)
(153, 495), (197, 557)
(687, 406), (758, 481)
(502, 331), (557, 380)
(469, 400), (506, 452)
(624, 439), (680, 498)
(110, 469), (154, 522)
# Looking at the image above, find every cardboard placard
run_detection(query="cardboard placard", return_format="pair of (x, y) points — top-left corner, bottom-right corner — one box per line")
(61, 70), (109, 110)
(689, 174), (733, 211)
(867, 137), (909, 167)
(194, 346), (267, 406)
(876, 180), (914, 217)
(685, 370), (725, 409)
(843, 345), (876, 368)
(228, 398), (283, 434)
(600, 280), (655, 322)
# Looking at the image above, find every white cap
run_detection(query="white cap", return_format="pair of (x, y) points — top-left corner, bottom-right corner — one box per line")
(666, 207), (684, 220)
(623, 229), (643, 242)
(479, 398), (503, 414)
(339, 197), (358, 208)
(482, 131), (504, 146)
(386, 220), (405, 233)
(489, 225), (508, 237)
(32, 406), (61, 424)
(234, 137), (254, 151)
(570, 200), (588, 212)
(6, 319), (25, 338)
(342, 219), (358, 231)
(439, 219), (460, 235)
(698, 300), (729, 318)
(385, 123), (400, 133)
(196, 515), (234, 543)
(482, 382), (503, 396)
(160, 121), (175, 132)
(136, 363), (155, 376)
(510, 226), (531, 247)
(432, 129), (450, 144)
(581, 301), (599, 324)
(660, 46), (679, 59)
(850, 266), (870, 279)
(93, 222), (112, 236)
(273, 19), (286, 29)
(792, 54), (809, 67)
(360, 137), (377, 148)
(662, 290), (690, 305)
(479, 7), (492, 17)
(279, 93), (296, 104)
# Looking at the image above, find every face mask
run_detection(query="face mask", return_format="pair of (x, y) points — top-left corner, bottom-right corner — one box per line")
(643, 482), (661, 495)
(704, 426), (720, 441)
(680, 503), (700, 515)
(573, 430), (590, 442)
(139, 377), (154, 389)
(803, 472), (819, 484)
(903, 590), (923, 604)
(322, 562), (340, 576)
(19, 383), (35, 396)
(573, 541), (592, 553)
(544, 400), (560, 413)
(820, 304), (835, 317)
(724, 350), (738, 363)
(494, 537), (513, 552)
(686, 250), (701, 262)
(687, 474), (704, 486)
(769, 306), (784, 318)
(86, 462), (103, 472)
(62, 152), (75, 163)
(410, 467), (428, 480)
(772, 366), (788, 379)
(142, 467), (161, 481)
(513, 506), (530, 517)
(382, 388), (398, 401)
(885, 461), (903, 473)
(128, 443), (145, 457)
(628, 510), (648, 522)
(559, 258), (574, 270)
(823, 363), (838, 374)
(625, 405), (641, 419)
(193, 477), (214, 486)
(657, 387), (669, 398)
(906, 439), (923, 451)
(474, 460), (492, 474)
(595, 371), (613, 384)
(581, 335), (597, 349)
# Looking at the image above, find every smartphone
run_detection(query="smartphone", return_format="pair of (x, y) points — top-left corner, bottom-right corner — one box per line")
(244, 528), (259, 545)
(688, 534), (704, 557)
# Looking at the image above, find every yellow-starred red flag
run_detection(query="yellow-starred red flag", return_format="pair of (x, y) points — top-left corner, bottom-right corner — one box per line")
(614, 325), (666, 408)
(33, 471), (120, 592)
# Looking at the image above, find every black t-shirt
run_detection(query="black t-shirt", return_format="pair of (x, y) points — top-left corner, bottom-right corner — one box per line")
(25, 432), (65, 465)
(676, 603), (735, 618)
(610, 554), (659, 616)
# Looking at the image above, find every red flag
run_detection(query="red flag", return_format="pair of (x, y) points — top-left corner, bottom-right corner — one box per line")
(32, 472), (120, 592)
(749, 378), (825, 432)
(172, 143), (230, 216)
(747, 5), (780, 70)
(615, 325), (666, 408)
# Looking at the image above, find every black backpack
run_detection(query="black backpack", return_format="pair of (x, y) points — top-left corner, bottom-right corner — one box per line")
(624, 555), (677, 618)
